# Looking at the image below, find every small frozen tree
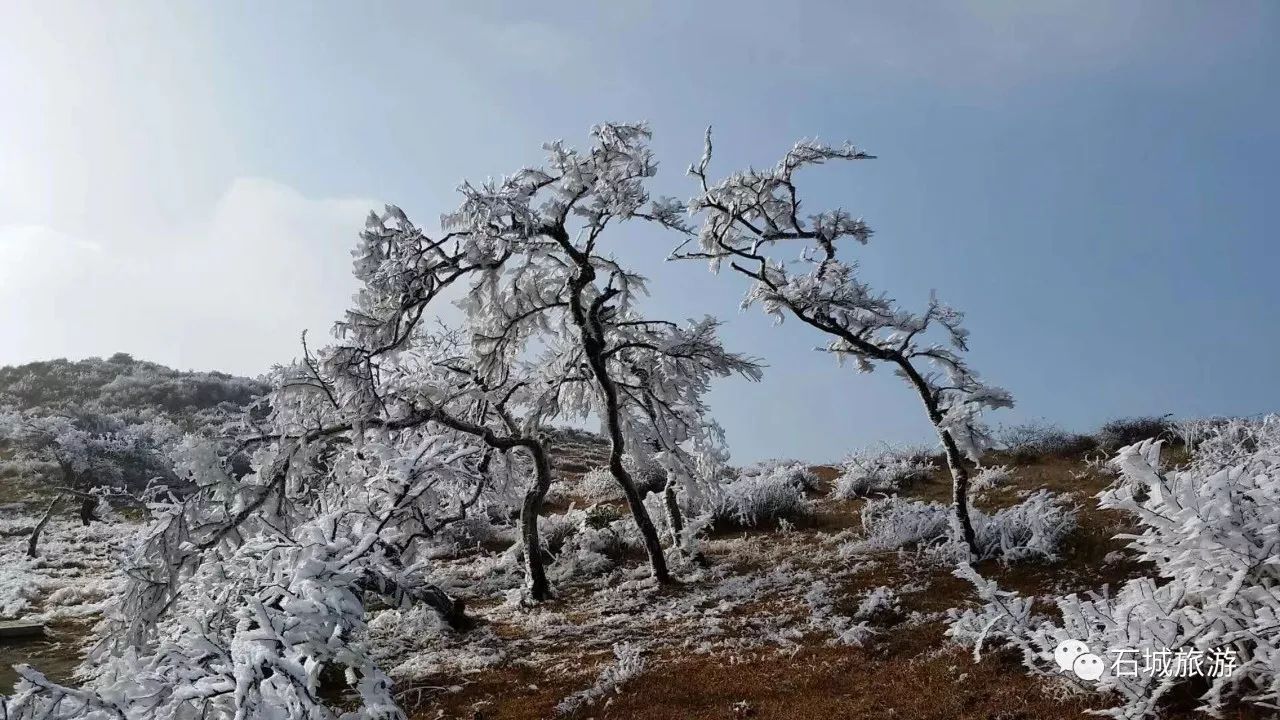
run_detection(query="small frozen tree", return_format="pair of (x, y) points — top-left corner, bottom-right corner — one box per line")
(668, 131), (1012, 557)
(328, 123), (759, 586)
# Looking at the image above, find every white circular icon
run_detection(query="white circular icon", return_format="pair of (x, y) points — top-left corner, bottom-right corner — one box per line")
(1072, 652), (1105, 681)
(1053, 639), (1090, 673)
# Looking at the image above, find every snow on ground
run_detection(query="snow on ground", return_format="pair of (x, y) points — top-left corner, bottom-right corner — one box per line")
(0, 509), (138, 624)
(363, 464), (978, 715)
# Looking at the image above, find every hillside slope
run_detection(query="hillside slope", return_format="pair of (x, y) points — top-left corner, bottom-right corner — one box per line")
(0, 353), (267, 428)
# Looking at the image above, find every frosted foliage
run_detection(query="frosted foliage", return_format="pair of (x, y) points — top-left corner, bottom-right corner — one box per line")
(740, 460), (819, 492)
(0, 409), (180, 494)
(0, 382), (492, 720)
(970, 464), (1013, 493)
(706, 465), (811, 528)
(947, 417), (1280, 718)
(579, 466), (619, 502)
(831, 449), (934, 498)
(554, 642), (646, 716)
(852, 490), (1075, 563)
(673, 131), (1012, 466)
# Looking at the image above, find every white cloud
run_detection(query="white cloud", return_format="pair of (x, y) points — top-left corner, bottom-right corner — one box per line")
(0, 179), (419, 376)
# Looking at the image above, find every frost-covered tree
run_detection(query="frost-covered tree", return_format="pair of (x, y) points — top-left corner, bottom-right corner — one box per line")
(298, 324), (564, 601)
(0, 410), (178, 495)
(326, 123), (759, 586)
(668, 131), (1011, 557)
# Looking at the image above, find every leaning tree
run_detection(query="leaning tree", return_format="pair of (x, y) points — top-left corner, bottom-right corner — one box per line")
(668, 131), (1012, 557)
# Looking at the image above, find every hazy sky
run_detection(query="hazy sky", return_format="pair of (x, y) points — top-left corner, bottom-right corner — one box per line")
(2, 1), (1278, 462)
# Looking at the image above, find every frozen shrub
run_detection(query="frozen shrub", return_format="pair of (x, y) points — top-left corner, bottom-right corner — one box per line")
(949, 416), (1280, 719)
(579, 466), (620, 502)
(584, 503), (624, 530)
(970, 464), (1013, 493)
(707, 467), (811, 529)
(852, 585), (901, 622)
(739, 459), (820, 492)
(538, 508), (640, 581)
(435, 512), (507, 551)
(997, 420), (1096, 461)
(831, 448), (934, 499)
(539, 511), (583, 556)
(1095, 415), (1172, 451)
(973, 490), (1076, 563)
(853, 491), (1075, 562)
(555, 642), (646, 716)
(854, 496), (952, 553)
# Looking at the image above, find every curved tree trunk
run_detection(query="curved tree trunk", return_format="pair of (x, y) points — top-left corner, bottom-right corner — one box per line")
(897, 359), (979, 559)
(520, 444), (554, 601)
(418, 406), (557, 602)
(561, 248), (671, 585)
(585, 334), (671, 585)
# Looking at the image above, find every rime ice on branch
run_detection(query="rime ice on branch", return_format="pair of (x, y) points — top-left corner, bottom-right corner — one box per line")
(325, 123), (759, 587)
(668, 129), (1011, 556)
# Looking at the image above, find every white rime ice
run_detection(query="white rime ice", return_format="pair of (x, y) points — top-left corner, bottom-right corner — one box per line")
(948, 416), (1280, 718)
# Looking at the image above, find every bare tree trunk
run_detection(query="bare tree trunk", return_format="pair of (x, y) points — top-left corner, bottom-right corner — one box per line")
(559, 243), (671, 585)
(27, 494), (63, 558)
(586, 339), (671, 585)
(662, 477), (685, 549)
(78, 495), (97, 526)
(520, 444), (554, 601)
(897, 359), (979, 559)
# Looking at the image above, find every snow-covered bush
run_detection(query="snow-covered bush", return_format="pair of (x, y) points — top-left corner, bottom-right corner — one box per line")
(852, 491), (1075, 562)
(970, 464), (1013, 493)
(996, 420), (1096, 460)
(578, 466), (620, 502)
(740, 460), (820, 493)
(854, 496), (952, 553)
(831, 448), (934, 499)
(555, 642), (646, 716)
(948, 416), (1280, 718)
(707, 466), (811, 529)
(1096, 415), (1172, 451)
(975, 490), (1076, 563)
(536, 507), (644, 581)
(853, 584), (902, 622)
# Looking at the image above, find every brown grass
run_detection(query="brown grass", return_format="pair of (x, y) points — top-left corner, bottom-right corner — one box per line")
(407, 449), (1165, 720)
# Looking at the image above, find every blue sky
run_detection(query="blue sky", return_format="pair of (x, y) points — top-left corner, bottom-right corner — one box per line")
(2, 1), (1277, 462)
